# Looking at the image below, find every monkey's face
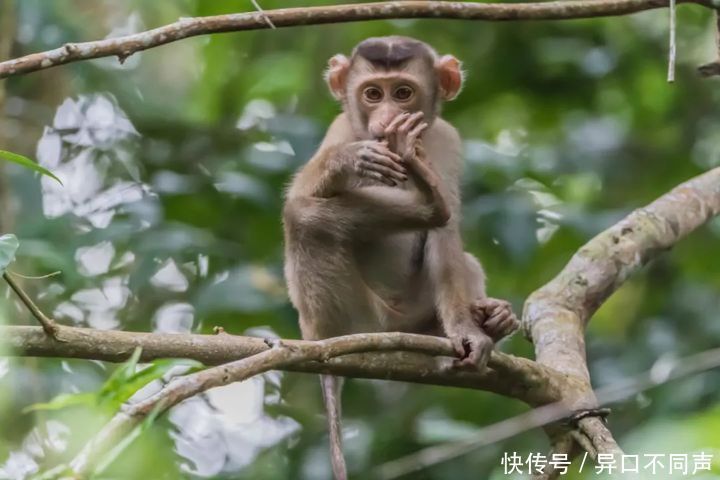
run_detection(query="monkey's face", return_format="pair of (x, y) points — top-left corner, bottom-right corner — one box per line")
(353, 73), (429, 140)
(344, 58), (437, 140)
(325, 37), (464, 140)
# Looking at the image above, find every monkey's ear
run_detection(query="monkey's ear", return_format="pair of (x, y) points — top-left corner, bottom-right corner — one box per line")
(436, 55), (464, 101)
(325, 54), (351, 100)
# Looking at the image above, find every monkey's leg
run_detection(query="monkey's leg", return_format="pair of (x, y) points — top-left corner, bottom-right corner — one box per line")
(321, 375), (347, 480)
(466, 253), (519, 341)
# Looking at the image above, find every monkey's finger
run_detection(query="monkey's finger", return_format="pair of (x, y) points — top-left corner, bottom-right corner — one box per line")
(467, 337), (492, 368)
(453, 357), (476, 370)
(407, 122), (429, 143)
(500, 317), (520, 339)
(485, 317), (512, 342)
(369, 143), (403, 163)
(359, 160), (407, 183)
(450, 336), (469, 360)
(397, 111), (424, 135)
(478, 298), (512, 320)
(476, 297), (504, 311)
(384, 112), (410, 136)
(360, 169), (396, 186)
(484, 310), (511, 334)
(364, 151), (406, 173)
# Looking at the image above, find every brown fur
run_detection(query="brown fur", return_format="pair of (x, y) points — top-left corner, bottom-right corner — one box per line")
(283, 37), (517, 479)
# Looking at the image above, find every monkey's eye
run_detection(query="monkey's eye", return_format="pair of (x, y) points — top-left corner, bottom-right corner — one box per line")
(363, 86), (384, 103)
(393, 85), (414, 102)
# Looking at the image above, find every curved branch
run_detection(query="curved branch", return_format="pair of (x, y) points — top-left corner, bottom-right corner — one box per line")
(375, 343), (720, 478)
(66, 331), (576, 477)
(1, 324), (570, 406)
(0, 0), (713, 79)
(524, 166), (720, 379)
(523, 166), (720, 457)
(70, 334), (434, 476)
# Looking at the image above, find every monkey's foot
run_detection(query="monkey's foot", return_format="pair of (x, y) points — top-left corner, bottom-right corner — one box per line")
(471, 298), (519, 342)
(446, 321), (493, 369)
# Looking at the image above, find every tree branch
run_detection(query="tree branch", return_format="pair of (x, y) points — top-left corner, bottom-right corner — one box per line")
(69, 335), (439, 476)
(64, 332), (564, 477)
(0, 0), (714, 79)
(377, 166), (720, 476)
(1, 324), (571, 406)
(3, 272), (59, 337)
(523, 166), (720, 456)
(376, 343), (720, 478)
(524, 166), (720, 380)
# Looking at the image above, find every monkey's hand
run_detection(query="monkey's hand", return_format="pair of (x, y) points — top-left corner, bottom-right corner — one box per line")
(471, 298), (519, 343)
(384, 111), (428, 162)
(445, 320), (494, 369)
(342, 140), (407, 186)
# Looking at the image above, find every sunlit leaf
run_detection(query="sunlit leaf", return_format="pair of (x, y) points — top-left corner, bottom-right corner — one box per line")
(24, 347), (202, 414)
(101, 346), (143, 394)
(0, 149), (62, 185)
(0, 234), (19, 274)
(29, 464), (75, 480)
(98, 357), (203, 410)
(23, 392), (95, 413)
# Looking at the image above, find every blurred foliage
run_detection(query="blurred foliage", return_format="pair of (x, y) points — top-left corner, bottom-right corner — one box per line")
(0, 235), (18, 273)
(0, 0), (720, 479)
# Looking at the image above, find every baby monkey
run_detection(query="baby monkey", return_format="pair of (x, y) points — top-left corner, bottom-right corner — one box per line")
(283, 36), (518, 479)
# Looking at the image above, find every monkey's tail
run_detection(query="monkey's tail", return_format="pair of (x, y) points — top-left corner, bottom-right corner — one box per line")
(321, 374), (348, 480)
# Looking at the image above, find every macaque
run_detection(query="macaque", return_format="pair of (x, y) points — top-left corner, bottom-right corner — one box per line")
(283, 36), (518, 479)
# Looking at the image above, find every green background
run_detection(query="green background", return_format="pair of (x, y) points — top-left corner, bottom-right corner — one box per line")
(0, 1), (719, 478)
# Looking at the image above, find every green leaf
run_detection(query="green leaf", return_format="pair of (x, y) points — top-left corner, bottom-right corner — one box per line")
(23, 348), (203, 415)
(98, 357), (203, 410)
(0, 149), (62, 185)
(0, 234), (19, 273)
(29, 464), (74, 480)
(23, 392), (95, 413)
(102, 346), (143, 392)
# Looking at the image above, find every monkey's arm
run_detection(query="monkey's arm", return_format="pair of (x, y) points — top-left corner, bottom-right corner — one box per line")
(285, 113), (448, 234)
(285, 174), (449, 236)
(288, 114), (407, 199)
(333, 147), (450, 232)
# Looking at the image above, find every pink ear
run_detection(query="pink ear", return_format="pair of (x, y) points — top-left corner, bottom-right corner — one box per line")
(325, 54), (350, 100)
(436, 55), (464, 100)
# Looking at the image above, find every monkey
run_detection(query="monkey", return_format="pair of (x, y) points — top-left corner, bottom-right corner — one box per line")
(282, 36), (518, 479)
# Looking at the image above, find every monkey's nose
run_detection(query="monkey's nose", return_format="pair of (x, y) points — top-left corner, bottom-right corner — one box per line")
(369, 125), (387, 140)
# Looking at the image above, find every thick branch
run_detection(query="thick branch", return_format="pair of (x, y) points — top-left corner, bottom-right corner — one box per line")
(524, 166), (720, 379)
(0, 0), (714, 79)
(1, 324), (571, 406)
(523, 166), (720, 456)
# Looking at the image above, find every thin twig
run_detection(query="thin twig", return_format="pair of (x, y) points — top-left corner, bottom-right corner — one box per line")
(7, 269), (62, 280)
(0, 0), (715, 79)
(375, 345), (720, 479)
(3, 272), (59, 338)
(668, 0), (677, 82)
(250, 0), (276, 29)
